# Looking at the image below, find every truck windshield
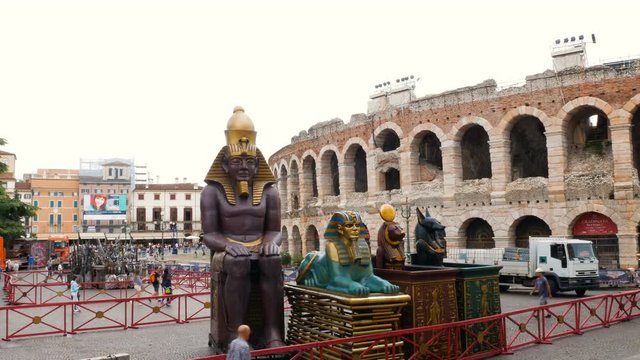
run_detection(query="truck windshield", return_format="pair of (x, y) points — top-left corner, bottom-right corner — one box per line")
(53, 241), (67, 249)
(568, 243), (595, 260)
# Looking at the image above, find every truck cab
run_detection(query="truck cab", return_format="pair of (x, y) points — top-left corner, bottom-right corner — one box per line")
(48, 235), (70, 263)
(529, 237), (599, 295)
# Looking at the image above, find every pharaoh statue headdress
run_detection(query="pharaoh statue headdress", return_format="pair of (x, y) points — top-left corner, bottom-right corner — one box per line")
(204, 106), (276, 205)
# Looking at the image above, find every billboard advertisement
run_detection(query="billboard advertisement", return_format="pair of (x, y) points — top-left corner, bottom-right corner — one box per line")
(83, 194), (127, 220)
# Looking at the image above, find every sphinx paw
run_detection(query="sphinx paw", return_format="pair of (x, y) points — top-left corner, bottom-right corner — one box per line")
(382, 283), (400, 294)
(348, 283), (370, 296)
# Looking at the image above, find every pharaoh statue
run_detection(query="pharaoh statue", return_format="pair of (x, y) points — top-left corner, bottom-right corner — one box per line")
(374, 204), (406, 270)
(413, 208), (447, 267)
(201, 106), (285, 352)
(296, 211), (400, 296)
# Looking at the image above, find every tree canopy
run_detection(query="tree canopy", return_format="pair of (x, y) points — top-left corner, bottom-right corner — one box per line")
(0, 138), (37, 240)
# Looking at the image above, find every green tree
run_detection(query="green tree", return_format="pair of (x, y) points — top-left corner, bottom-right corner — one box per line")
(0, 138), (37, 240)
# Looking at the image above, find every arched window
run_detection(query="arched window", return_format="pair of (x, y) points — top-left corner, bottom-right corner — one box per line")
(344, 144), (368, 193)
(464, 218), (495, 249)
(461, 125), (492, 180)
(384, 168), (401, 190)
(510, 116), (548, 180)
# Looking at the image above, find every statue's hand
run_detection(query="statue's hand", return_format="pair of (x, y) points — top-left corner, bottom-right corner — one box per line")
(260, 241), (280, 257)
(225, 243), (251, 257)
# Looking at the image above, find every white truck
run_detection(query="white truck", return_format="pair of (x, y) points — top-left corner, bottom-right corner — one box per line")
(446, 237), (600, 296)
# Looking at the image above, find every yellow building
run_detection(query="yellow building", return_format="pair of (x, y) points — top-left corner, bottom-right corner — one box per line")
(29, 169), (80, 237)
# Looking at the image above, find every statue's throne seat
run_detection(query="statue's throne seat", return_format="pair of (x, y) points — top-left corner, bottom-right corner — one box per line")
(209, 259), (265, 353)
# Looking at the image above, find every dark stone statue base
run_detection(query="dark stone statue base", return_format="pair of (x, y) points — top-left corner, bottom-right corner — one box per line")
(209, 260), (273, 353)
(374, 266), (458, 358)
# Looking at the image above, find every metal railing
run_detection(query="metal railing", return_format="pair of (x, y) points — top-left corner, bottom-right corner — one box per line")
(194, 289), (640, 360)
(4, 270), (210, 305)
(0, 292), (211, 341)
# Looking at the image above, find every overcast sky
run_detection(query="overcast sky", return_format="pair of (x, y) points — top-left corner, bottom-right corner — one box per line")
(1, 0), (638, 184)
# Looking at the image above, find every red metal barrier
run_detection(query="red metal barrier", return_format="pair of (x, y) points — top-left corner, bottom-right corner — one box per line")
(193, 289), (640, 360)
(4, 275), (211, 305)
(71, 299), (128, 334)
(183, 293), (211, 323)
(0, 292), (211, 341)
(129, 294), (183, 328)
(3, 302), (68, 341)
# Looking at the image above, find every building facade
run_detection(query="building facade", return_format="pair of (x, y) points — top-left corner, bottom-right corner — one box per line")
(0, 150), (17, 197)
(29, 169), (80, 237)
(269, 64), (640, 269)
(130, 183), (203, 239)
(79, 158), (134, 234)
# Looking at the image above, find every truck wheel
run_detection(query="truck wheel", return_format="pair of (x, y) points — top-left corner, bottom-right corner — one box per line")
(548, 277), (559, 296)
(575, 289), (587, 297)
(499, 285), (510, 292)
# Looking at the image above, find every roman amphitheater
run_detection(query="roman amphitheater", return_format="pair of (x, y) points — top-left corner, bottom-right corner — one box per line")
(268, 63), (640, 270)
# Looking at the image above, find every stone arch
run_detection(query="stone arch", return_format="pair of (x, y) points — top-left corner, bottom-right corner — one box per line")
(509, 115), (549, 180)
(459, 124), (492, 180)
(623, 93), (640, 121)
(291, 225), (302, 258)
(459, 217), (495, 249)
(343, 139), (369, 193)
(561, 102), (612, 147)
(373, 122), (403, 152)
(319, 145), (341, 196)
(558, 96), (615, 128)
(288, 155), (301, 173)
(409, 125), (445, 183)
(496, 106), (553, 139)
(289, 159), (300, 210)
(272, 166), (278, 179)
(568, 211), (620, 269)
(278, 164), (289, 210)
(304, 225), (320, 254)
(449, 116), (493, 142)
(372, 121), (404, 148)
(301, 154), (319, 201)
(561, 204), (627, 235)
(281, 226), (289, 254)
(509, 215), (552, 248)
(627, 96), (640, 175)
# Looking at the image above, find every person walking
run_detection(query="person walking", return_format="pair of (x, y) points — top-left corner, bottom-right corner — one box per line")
(70, 275), (81, 313)
(27, 255), (35, 270)
(161, 268), (173, 306)
(56, 263), (64, 282)
(47, 258), (53, 279)
(530, 268), (552, 317)
(227, 325), (251, 360)
(149, 268), (161, 302)
(133, 272), (143, 300)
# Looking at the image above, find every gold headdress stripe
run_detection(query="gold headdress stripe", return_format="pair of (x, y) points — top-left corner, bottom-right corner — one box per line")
(204, 146), (276, 205)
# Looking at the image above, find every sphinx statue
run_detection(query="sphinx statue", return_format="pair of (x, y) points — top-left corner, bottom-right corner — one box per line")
(374, 204), (406, 270)
(201, 106), (284, 352)
(296, 211), (400, 296)
(413, 207), (447, 267)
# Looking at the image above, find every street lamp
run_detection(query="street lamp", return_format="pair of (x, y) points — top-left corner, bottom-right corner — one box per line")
(157, 211), (166, 261)
(399, 197), (412, 263)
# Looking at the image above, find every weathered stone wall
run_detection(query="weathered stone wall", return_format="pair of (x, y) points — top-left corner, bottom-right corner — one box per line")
(270, 64), (640, 268)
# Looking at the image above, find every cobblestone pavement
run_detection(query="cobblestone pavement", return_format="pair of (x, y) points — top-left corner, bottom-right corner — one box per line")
(0, 285), (637, 359)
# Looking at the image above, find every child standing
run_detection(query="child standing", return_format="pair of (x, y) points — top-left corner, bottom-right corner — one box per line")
(70, 276), (81, 313)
